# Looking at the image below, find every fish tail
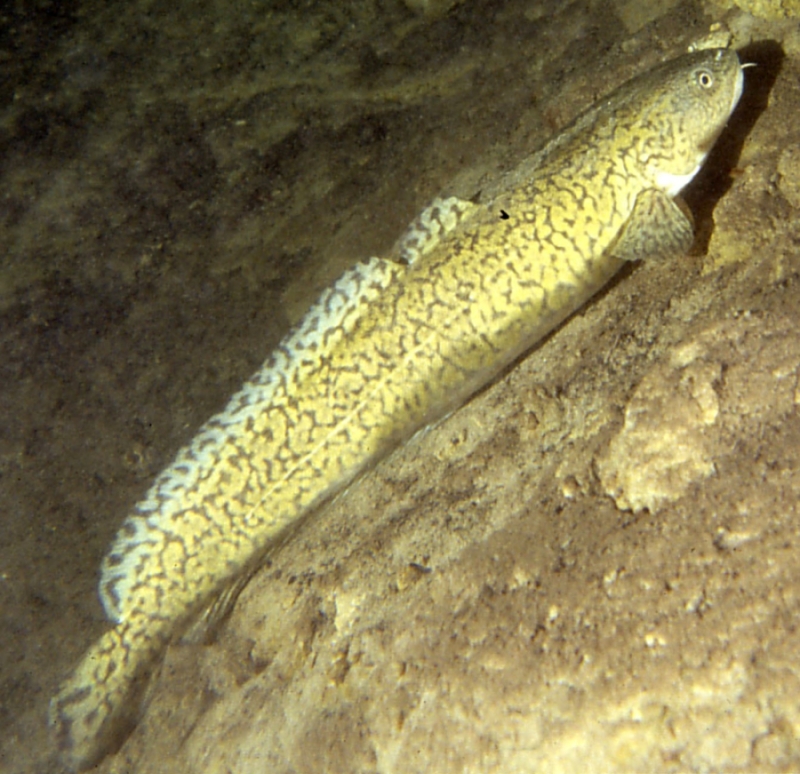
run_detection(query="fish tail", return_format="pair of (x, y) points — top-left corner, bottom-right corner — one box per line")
(49, 622), (166, 771)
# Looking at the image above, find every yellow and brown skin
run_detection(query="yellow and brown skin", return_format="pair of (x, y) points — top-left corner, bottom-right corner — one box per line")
(51, 47), (744, 770)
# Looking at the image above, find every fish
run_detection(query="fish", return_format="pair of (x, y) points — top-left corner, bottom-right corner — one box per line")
(50, 45), (745, 770)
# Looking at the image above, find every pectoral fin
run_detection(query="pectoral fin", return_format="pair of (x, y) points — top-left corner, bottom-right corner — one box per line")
(609, 188), (695, 263)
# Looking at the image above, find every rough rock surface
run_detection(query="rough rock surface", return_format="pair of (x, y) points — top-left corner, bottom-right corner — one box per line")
(1, 1), (800, 772)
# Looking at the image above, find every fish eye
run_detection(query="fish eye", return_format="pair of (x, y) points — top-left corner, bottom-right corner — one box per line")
(696, 69), (714, 89)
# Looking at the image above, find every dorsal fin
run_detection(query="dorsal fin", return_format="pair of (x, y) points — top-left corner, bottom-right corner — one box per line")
(391, 196), (478, 265)
(98, 256), (402, 623)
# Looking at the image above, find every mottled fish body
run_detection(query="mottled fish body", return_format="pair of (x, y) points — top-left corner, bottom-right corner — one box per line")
(51, 47), (744, 770)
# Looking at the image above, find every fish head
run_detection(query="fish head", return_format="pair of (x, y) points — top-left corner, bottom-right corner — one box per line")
(619, 47), (745, 196)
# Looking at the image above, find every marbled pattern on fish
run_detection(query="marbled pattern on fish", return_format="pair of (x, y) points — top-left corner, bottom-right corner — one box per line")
(50, 46), (744, 770)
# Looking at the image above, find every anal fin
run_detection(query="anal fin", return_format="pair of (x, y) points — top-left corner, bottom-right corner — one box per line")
(181, 570), (255, 645)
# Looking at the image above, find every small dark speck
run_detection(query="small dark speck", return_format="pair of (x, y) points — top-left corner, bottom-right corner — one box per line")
(499, 210), (510, 220)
